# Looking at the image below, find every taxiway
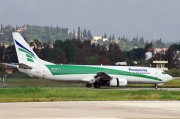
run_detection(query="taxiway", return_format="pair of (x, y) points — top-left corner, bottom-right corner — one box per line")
(0, 101), (179, 119)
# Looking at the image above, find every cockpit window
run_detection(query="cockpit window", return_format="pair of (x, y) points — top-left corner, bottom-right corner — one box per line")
(162, 72), (167, 74)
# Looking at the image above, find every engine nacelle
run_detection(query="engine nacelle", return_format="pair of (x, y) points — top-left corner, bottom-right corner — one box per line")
(109, 78), (127, 87)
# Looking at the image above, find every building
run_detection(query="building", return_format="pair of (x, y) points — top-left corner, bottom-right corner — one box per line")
(5, 66), (13, 74)
(153, 60), (168, 71)
(150, 48), (168, 54)
(17, 27), (27, 32)
(93, 36), (102, 40)
(102, 38), (108, 41)
(148, 48), (169, 71)
(115, 61), (137, 66)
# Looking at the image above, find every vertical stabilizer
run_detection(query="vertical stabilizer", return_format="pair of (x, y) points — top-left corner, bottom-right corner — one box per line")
(13, 32), (41, 65)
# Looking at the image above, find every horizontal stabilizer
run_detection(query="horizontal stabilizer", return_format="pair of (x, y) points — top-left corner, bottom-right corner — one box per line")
(2, 63), (18, 68)
(18, 63), (32, 69)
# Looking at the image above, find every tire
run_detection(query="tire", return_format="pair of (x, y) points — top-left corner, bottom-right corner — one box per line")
(94, 82), (100, 88)
(86, 83), (92, 88)
(154, 84), (158, 89)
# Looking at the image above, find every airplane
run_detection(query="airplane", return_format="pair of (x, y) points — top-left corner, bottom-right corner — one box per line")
(3, 32), (173, 89)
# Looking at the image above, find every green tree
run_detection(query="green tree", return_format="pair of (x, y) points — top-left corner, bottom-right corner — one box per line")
(125, 48), (144, 61)
(108, 35), (112, 41)
(0, 43), (5, 62)
(91, 43), (101, 56)
(0, 64), (6, 78)
(62, 40), (78, 63)
(139, 37), (144, 43)
(164, 44), (180, 69)
(125, 58), (135, 66)
(53, 40), (63, 48)
(83, 29), (87, 38)
(137, 59), (151, 67)
(98, 56), (111, 65)
(77, 27), (80, 38)
(41, 42), (52, 62)
(103, 33), (107, 38)
(30, 39), (42, 58)
(54, 49), (67, 63)
(4, 45), (18, 63)
(144, 42), (152, 52)
(108, 43), (124, 63)
(112, 34), (115, 40)
(72, 38), (82, 49)
(83, 40), (91, 47)
(77, 46), (91, 64)
(51, 40), (61, 62)
(85, 55), (100, 65)
(1, 24), (3, 32)
(87, 30), (93, 40)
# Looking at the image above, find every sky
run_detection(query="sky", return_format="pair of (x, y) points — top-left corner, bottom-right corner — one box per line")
(1, 0), (180, 42)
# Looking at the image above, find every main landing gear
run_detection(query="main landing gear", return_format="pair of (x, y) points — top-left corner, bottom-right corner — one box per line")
(86, 82), (101, 88)
(93, 82), (101, 88)
(86, 83), (92, 88)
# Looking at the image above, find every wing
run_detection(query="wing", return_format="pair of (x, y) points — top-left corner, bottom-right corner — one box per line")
(81, 72), (112, 83)
(94, 72), (111, 81)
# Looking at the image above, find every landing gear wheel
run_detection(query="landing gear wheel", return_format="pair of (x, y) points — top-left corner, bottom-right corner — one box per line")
(154, 84), (158, 89)
(94, 82), (101, 88)
(86, 83), (92, 88)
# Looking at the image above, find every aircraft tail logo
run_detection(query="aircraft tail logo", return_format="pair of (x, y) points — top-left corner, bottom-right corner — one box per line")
(14, 39), (36, 62)
(12, 32), (40, 65)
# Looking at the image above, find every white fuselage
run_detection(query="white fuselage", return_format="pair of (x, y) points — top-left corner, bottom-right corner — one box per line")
(18, 65), (173, 84)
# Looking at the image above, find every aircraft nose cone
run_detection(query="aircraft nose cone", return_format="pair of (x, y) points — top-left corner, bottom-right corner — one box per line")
(168, 75), (173, 81)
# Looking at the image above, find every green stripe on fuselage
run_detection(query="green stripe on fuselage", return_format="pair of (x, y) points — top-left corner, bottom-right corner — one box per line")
(45, 65), (162, 81)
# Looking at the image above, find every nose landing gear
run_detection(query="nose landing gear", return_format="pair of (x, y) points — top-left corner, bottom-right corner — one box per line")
(154, 84), (158, 89)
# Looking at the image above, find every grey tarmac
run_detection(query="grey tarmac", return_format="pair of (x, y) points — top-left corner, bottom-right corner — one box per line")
(0, 101), (180, 119)
(97, 88), (180, 91)
(114, 88), (180, 91)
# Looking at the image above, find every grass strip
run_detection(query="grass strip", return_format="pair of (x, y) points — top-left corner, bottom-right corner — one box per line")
(0, 87), (180, 102)
(1, 78), (180, 88)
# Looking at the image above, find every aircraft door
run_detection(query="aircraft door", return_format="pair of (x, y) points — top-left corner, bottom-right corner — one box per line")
(155, 72), (158, 79)
(43, 69), (47, 77)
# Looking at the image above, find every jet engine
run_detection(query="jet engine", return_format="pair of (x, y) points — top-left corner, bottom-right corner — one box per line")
(109, 78), (127, 87)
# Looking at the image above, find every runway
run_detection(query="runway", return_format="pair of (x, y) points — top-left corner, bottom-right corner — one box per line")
(118, 88), (180, 91)
(0, 101), (180, 119)
(99, 87), (180, 91)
